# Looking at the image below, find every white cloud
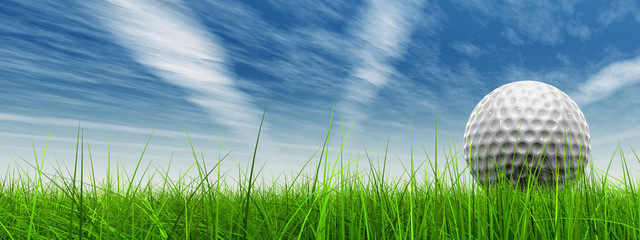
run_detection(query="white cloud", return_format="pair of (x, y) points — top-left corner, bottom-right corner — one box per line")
(89, 0), (261, 141)
(566, 22), (591, 41)
(501, 28), (526, 45)
(451, 41), (484, 58)
(0, 131), (196, 153)
(572, 56), (640, 105)
(598, 0), (640, 26)
(0, 112), (239, 142)
(454, 0), (590, 45)
(338, 0), (438, 120)
(556, 54), (572, 66)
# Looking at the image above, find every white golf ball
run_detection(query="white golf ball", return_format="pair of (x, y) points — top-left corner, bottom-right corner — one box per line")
(463, 80), (590, 188)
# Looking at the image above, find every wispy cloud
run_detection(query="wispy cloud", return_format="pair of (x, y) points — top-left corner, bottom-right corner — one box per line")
(0, 131), (194, 153)
(0, 112), (241, 143)
(598, 0), (640, 26)
(556, 54), (572, 66)
(572, 56), (640, 105)
(451, 41), (484, 58)
(90, 0), (261, 141)
(453, 0), (590, 45)
(338, 0), (429, 120)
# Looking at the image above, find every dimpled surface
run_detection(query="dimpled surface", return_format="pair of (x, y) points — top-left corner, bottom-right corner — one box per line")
(463, 81), (590, 188)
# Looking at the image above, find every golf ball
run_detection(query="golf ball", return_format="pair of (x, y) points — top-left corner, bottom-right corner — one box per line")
(463, 80), (590, 188)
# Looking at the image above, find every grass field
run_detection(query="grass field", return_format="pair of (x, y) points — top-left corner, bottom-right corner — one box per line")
(1, 108), (639, 239)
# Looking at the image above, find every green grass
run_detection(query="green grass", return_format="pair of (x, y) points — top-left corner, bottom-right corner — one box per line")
(1, 107), (639, 240)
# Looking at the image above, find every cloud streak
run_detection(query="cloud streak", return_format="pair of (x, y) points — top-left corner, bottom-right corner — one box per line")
(0, 112), (239, 143)
(338, 0), (426, 120)
(451, 41), (484, 58)
(598, 0), (640, 26)
(91, 0), (261, 141)
(572, 56), (640, 105)
(453, 0), (590, 45)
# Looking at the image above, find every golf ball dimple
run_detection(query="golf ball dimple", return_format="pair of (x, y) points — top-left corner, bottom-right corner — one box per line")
(463, 81), (590, 188)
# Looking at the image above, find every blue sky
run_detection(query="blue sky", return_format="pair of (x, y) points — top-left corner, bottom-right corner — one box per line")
(2, 0), (640, 184)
